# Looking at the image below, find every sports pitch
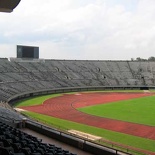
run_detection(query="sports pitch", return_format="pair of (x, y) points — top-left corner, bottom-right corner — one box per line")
(15, 90), (155, 154)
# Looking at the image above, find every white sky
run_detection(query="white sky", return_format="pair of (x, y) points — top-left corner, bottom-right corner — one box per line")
(0, 0), (155, 60)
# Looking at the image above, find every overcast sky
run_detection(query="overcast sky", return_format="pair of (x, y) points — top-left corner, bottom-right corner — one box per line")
(0, 0), (155, 60)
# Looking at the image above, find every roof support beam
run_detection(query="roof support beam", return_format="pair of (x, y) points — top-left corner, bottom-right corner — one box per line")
(0, 0), (21, 12)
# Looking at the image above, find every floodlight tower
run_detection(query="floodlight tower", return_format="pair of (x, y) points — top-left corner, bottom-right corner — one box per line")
(0, 0), (21, 12)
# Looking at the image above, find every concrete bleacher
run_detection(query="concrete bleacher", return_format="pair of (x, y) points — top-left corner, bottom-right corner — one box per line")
(0, 104), (24, 124)
(0, 58), (154, 102)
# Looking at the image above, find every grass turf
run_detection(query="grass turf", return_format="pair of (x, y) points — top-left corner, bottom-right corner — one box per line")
(14, 94), (62, 107)
(78, 95), (155, 126)
(22, 111), (155, 153)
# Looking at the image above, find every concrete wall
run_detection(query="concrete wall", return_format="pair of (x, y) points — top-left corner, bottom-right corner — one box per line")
(25, 120), (132, 155)
(8, 86), (151, 104)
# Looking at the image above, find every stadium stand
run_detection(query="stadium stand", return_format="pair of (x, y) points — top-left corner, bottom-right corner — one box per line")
(0, 101), (24, 128)
(0, 58), (154, 102)
(0, 121), (77, 155)
(0, 58), (154, 155)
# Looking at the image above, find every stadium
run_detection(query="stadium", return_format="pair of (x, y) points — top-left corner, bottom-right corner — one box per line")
(0, 1), (155, 155)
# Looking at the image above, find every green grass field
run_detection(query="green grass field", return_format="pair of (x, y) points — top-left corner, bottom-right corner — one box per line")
(14, 91), (155, 153)
(78, 95), (155, 126)
(14, 94), (62, 107)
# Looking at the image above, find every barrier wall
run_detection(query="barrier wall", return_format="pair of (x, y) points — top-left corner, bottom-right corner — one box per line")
(8, 86), (151, 104)
(26, 120), (132, 155)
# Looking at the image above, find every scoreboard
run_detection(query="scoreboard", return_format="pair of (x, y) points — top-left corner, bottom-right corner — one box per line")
(17, 45), (39, 59)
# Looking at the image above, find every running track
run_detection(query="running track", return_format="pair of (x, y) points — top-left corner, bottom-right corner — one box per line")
(21, 92), (155, 140)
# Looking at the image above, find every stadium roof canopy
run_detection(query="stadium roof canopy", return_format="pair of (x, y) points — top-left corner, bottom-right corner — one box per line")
(0, 0), (21, 12)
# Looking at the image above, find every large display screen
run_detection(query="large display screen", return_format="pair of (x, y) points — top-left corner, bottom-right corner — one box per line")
(17, 45), (39, 59)
(22, 46), (34, 58)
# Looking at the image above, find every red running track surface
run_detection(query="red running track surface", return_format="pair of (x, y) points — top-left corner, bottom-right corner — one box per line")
(21, 92), (155, 140)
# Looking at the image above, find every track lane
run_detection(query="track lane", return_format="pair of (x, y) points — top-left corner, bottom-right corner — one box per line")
(21, 92), (155, 140)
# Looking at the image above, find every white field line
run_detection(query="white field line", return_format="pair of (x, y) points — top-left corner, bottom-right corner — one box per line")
(68, 129), (102, 141)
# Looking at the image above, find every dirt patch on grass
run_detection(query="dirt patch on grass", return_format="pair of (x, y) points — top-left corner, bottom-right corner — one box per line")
(68, 130), (102, 141)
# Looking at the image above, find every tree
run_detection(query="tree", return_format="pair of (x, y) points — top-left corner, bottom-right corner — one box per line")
(148, 56), (155, 61)
(136, 57), (147, 61)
